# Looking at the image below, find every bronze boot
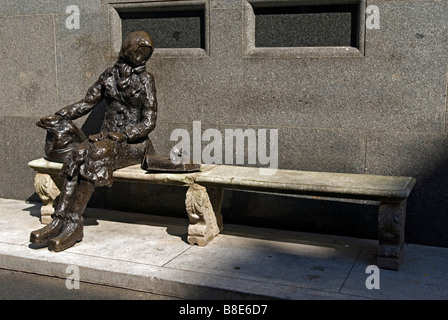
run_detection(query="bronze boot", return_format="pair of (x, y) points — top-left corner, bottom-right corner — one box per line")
(48, 215), (83, 252)
(30, 176), (79, 247)
(30, 214), (65, 247)
(48, 179), (94, 252)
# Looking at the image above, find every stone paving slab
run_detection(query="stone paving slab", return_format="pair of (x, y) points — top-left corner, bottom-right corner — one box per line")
(164, 234), (360, 293)
(1, 198), (448, 300)
(342, 246), (448, 300)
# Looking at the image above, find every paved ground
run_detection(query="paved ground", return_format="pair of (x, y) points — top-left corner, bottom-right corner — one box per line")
(0, 268), (181, 300)
(1, 198), (448, 301)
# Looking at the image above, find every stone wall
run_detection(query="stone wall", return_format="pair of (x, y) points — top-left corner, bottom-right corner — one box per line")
(1, 0), (447, 247)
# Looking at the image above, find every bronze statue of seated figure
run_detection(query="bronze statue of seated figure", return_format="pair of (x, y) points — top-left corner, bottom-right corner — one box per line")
(30, 31), (159, 252)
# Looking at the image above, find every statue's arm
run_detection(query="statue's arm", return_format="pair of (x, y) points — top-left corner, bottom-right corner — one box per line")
(55, 76), (104, 120)
(123, 73), (157, 142)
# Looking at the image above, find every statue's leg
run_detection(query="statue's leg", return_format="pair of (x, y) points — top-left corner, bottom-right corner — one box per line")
(30, 124), (90, 248)
(29, 177), (79, 247)
(48, 178), (95, 252)
(54, 177), (79, 216)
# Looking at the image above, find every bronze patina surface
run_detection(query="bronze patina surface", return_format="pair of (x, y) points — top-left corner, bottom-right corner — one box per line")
(30, 31), (176, 252)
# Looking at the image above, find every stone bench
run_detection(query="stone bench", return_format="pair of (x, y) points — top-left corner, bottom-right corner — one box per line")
(28, 158), (416, 270)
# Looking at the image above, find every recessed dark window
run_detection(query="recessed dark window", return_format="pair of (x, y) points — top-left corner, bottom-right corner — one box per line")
(119, 9), (206, 49)
(254, 4), (360, 48)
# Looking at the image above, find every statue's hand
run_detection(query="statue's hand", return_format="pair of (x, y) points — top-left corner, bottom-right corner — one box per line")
(88, 133), (105, 142)
(38, 114), (63, 125)
(36, 114), (64, 129)
(107, 131), (127, 143)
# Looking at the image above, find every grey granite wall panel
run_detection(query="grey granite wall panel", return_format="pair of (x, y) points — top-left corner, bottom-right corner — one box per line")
(278, 127), (366, 173)
(55, 13), (112, 107)
(0, 14), (58, 117)
(0, 116), (46, 200)
(0, 0), (103, 15)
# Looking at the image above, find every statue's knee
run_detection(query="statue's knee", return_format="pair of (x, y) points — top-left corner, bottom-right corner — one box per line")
(89, 140), (115, 161)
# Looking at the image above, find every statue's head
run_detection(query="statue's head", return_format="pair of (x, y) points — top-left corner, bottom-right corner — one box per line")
(118, 31), (154, 67)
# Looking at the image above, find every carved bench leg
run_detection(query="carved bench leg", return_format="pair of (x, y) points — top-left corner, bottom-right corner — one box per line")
(377, 199), (407, 270)
(185, 183), (223, 246)
(33, 173), (61, 224)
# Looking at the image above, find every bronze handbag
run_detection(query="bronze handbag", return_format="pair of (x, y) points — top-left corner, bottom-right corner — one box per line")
(36, 116), (86, 163)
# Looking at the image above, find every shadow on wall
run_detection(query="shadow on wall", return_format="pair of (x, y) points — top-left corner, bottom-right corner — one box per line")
(366, 134), (448, 248)
(222, 190), (379, 241)
(404, 163), (448, 248)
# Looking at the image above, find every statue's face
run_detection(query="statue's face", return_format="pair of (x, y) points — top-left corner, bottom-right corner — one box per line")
(126, 45), (153, 67)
